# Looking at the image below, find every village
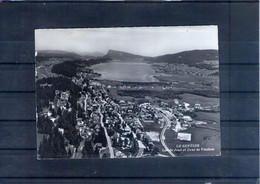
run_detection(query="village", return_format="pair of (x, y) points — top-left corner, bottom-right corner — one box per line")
(38, 70), (219, 158)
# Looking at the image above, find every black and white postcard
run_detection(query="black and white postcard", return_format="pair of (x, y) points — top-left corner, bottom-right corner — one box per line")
(35, 26), (220, 159)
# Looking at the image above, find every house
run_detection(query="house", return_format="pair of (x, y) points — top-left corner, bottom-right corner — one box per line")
(58, 128), (64, 135)
(57, 99), (67, 109)
(173, 99), (179, 104)
(49, 116), (58, 123)
(55, 90), (60, 95)
(76, 118), (84, 126)
(80, 128), (93, 140)
(124, 125), (131, 132)
(183, 116), (192, 122)
(141, 119), (154, 125)
(177, 132), (191, 141)
(60, 91), (70, 101)
(120, 104), (133, 110)
(77, 94), (85, 109)
(183, 102), (190, 109)
(41, 108), (51, 117)
(194, 103), (202, 110)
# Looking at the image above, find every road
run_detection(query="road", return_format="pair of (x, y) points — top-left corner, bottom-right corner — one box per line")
(37, 72), (47, 78)
(84, 94), (88, 111)
(38, 65), (50, 74)
(159, 111), (176, 157)
(136, 147), (144, 158)
(98, 105), (115, 158)
(36, 65), (50, 79)
(116, 111), (124, 123)
(135, 117), (144, 128)
(116, 108), (145, 157)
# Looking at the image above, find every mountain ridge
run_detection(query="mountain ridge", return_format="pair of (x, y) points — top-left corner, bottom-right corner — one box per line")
(103, 49), (151, 60)
(36, 50), (99, 59)
(37, 49), (219, 70)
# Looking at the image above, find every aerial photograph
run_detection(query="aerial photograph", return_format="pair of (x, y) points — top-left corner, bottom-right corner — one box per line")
(35, 26), (220, 159)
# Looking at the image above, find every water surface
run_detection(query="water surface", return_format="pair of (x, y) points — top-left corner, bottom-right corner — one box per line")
(91, 62), (158, 82)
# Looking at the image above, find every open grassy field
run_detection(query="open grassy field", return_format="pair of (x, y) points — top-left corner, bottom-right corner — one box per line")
(195, 112), (220, 123)
(164, 126), (221, 156)
(156, 73), (218, 83)
(180, 93), (219, 107)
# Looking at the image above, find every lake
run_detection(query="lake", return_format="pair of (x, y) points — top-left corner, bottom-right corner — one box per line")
(91, 62), (158, 82)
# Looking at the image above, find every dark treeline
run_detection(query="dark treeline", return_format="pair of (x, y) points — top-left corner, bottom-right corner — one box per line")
(117, 89), (181, 100)
(37, 76), (82, 159)
(117, 89), (219, 99)
(210, 71), (219, 76)
(51, 58), (112, 77)
(57, 109), (82, 148)
(190, 90), (219, 98)
(37, 116), (53, 135)
(38, 127), (69, 158)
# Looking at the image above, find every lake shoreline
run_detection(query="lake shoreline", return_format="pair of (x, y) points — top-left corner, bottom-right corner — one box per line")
(91, 61), (160, 83)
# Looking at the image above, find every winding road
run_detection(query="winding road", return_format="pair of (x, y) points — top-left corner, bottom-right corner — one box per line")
(159, 111), (176, 157)
(36, 65), (51, 79)
(98, 105), (115, 158)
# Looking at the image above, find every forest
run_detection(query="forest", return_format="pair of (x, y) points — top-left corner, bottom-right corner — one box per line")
(51, 58), (112, 77)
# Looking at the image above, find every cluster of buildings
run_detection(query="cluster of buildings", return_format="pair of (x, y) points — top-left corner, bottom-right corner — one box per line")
(38, 69), (219, 158)
(54, 90), (71, 111)
(155, 63), (210, 77)
(70, 74), (158, 157)
(72, 71), (219, 156)
(39, 89), (72, 122)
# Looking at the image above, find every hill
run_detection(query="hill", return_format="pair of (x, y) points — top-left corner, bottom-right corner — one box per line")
(36, 50), (98, 62)
(148, 49), (219, 69)
(37, 50), (82, 58)
(37, 49), (219, 70)
(103, 50), (151, 60)
(103, 49), (218, 69)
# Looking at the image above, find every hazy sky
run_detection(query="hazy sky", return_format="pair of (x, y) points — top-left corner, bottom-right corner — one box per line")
(35, 26), (218, 57)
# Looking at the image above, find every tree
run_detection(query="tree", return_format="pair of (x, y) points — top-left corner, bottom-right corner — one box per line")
(130, 140), (139, 154)
(151, 146), (160, 156)
(37, 116), (53, 135)
(57, 108), (62, 116)
(38, 129), (68, 159)
(82, 141), (94, 158)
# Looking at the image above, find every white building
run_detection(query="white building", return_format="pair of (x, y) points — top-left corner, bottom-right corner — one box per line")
(177, 132), (191, 141)
(183, 116), (192, 122)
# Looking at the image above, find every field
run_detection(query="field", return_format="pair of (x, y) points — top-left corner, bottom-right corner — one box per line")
(195, 112), (220, 123)
(35, 58), (67, 80)
(164, 126), (221, 156)
(180, 93), (219, 107)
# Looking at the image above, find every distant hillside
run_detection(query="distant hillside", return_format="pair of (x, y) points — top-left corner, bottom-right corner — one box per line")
(80, 51), (105, 57)
(148, 49), (219, 69)
(36, 50), (97, 61)
(103, 50), (151, 60)
(37, 50), (82, 58)
(37, 49), (219, 70)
